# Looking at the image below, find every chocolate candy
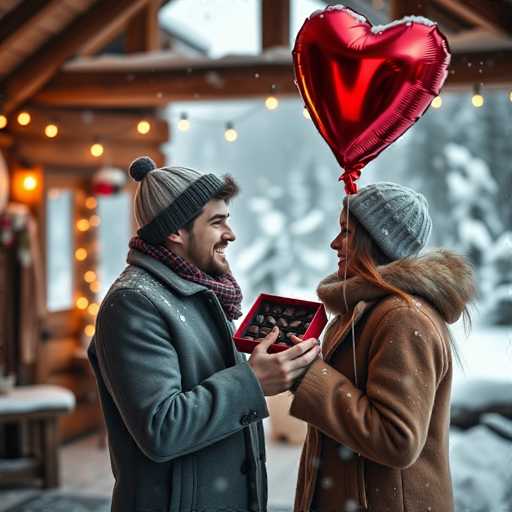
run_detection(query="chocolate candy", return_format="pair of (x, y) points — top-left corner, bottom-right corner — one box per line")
(242, 301), (316, 344)
(264, 315), (277, 327)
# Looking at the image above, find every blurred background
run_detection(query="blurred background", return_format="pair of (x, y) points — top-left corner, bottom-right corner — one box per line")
(0, 1), (511, 511)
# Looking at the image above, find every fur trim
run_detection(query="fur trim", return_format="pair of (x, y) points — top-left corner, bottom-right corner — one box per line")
(317, 249), (476, 324)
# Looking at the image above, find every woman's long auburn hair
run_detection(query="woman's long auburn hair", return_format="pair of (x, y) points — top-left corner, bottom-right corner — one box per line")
(342, 210), (412, 305)
(333, 209), (465, 367)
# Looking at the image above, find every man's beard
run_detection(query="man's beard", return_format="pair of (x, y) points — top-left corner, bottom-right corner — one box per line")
(187, 234), (230, 276)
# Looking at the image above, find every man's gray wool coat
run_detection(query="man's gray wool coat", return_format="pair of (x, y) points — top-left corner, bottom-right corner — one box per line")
(88, 249), (269, 512)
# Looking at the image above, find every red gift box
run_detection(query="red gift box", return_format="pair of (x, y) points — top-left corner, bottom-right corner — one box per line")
(233, 293), (328, 354)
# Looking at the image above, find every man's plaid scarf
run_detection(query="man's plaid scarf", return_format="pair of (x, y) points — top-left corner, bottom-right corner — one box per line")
(129, 236), (243, 321)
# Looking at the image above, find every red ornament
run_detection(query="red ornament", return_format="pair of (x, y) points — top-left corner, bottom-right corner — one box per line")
(293, 6), (451, 194)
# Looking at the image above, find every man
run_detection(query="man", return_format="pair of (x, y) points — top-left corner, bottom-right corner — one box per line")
(88, 156), (320, 512)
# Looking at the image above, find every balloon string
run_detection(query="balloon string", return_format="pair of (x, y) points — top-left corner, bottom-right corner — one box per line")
(342, 194), (358, 387)
(339, 168), (362, 195)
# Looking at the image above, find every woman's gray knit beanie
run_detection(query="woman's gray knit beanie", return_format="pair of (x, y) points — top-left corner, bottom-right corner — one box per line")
(343, 182), (432, 261)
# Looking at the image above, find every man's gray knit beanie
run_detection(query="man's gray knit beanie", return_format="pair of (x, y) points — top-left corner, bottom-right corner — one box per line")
(343, 182), (432, 261)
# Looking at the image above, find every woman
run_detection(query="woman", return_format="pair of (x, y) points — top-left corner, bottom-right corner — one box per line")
(290, 182), (475, 512)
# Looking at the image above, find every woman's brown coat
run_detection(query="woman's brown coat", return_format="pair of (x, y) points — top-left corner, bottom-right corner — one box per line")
(290, 250), (475, 512)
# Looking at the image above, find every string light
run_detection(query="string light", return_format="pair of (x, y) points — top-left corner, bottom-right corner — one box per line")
(0, 115), (7, 129)
(90, 142), (104, 157)
(472, 84), (484, 108)
(84, 270), (97, 283)
(17, 111), (31, 126)
(22, 175), (38, 191)
(76, 218), (90, 232)
(75, 248), (88, 261)
(85, 196), (97, 209)
(89, 214), (101, 227)
(265, 96), (279, 110)
(90, 281), (101, 293)
(87, 303), (99, 316)
(45, 123), (58, 138)
(177, 113), (190, 132)
(431, 96), (442, 109)
(76, 297), (89, 310)
(224, 122), (238, 142)
(84, 324), (95, 337)
(303, 107), (311, 119)
(137, 120), (151, 135)
(509, 91), (512, 102)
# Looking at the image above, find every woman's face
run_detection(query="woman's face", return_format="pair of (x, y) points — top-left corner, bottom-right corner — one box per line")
(330, 208), (355, 278)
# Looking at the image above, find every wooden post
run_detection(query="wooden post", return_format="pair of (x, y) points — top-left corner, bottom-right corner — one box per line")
(261, 0), (290, 49)
(40, 416), (59, 488)
(126, 0), (161, 53)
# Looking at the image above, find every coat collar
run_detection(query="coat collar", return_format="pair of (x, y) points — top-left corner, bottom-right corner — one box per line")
(317, 249), (476, 324)
(127, 249), (208, 296)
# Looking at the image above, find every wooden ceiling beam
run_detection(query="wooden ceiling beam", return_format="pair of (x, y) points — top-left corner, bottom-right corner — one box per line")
(0, 0), (52, 53)
(262, 0), (290, 49)
(1, 0), (151, 114)
(15, 138), (165, 169)
(8, 108), (169, 144)
(32, 61), (297, 107)
(126, 0), (162, 53)
(390, 0), (428, 20)
(30, 47), (512, 109)
(433, 0), (512, 36)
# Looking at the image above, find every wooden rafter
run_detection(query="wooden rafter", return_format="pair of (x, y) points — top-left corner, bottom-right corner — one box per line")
(261, 0), (290, 49)
(126, 0), (162, 53)
(390, 0), (428, 20)
(29, 47), (512, 110)
(1, 0), (151, 114)
(0, 0), (52, 53)
(8, 108), (169, 144)
(433, 0), (512, 36)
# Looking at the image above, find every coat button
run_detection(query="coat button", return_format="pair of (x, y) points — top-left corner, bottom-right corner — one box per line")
(249, 410), (258, 420)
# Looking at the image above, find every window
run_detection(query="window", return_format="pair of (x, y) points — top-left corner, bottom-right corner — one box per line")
(97, 192), (132, 298)
(46, 189), (73, 311)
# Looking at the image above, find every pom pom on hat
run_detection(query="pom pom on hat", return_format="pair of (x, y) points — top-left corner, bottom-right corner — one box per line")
(129, 156), (157, 182)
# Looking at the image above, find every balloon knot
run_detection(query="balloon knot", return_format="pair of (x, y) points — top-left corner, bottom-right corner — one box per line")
(338, 168), (361, 195)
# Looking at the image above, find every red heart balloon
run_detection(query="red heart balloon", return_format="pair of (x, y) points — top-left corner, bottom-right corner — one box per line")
(293, 6), (451, 194)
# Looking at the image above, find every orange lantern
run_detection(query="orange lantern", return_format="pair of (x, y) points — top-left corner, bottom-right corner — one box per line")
(11, 166), (43, 204)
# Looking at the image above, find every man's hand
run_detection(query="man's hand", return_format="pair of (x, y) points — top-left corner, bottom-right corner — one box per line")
(248, 327), (320, 396)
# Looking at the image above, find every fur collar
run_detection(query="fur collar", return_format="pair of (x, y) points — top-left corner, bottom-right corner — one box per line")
(317, 250), (476, 324)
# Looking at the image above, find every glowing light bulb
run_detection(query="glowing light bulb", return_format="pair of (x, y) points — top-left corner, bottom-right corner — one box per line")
(22, 175), (38, 191)
(75, 248), (88, 261)
(90, 281), (101, 293)
(224, 123), (238, 142)
(45, 123), (58, 138)
(84, 324), (95, 337)
(137, 120), (151, 134)
(178, 114), (190, 132)
(84, 270), (96, 283)
(0, 115), (7, 129)
(76, 218), (90, 232)
(89, 214), (101, 227)
(265, 96), (279, 110)
(90, 142), (104, 157)
(472, 94), (484, 108)
(76, 297), (89, 310)
(431, 96), (442, 109)
(17, 112), (31, 126)
(88, 303), (99, 316)
(85, 196), (97, 209)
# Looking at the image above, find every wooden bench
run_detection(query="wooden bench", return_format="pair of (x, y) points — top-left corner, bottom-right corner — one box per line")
(0, 385), (75, 488)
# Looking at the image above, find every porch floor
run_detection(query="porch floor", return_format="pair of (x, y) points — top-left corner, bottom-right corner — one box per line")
(0, 429), (302, 510)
